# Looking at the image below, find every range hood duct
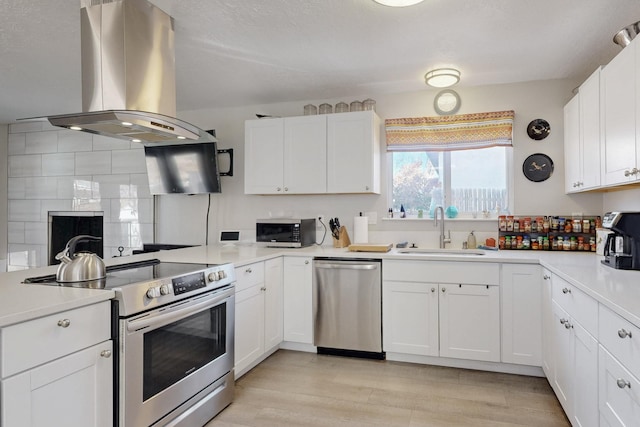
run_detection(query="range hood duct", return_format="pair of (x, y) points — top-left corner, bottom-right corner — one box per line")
(46, 0), (214, 146)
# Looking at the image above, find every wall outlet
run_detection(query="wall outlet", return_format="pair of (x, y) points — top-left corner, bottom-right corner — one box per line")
(317, 215), (326, 229)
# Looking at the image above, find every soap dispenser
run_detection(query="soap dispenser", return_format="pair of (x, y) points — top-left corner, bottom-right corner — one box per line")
(467, 231), (477, 249)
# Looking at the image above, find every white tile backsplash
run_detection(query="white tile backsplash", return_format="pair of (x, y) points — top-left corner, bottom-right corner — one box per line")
(7, 125), (154, 269)
(75, 151), (112, 175)
(9, 200), (41, 222)
(24, 177), (58, 199)
(8, 133), (26, 155)
(8, 155), (42, 177)
(25, 131), (58, 154)
(112, 149), (147, 174)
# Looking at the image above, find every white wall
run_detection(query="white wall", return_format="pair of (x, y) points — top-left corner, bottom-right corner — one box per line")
(156, 79), (605, 248)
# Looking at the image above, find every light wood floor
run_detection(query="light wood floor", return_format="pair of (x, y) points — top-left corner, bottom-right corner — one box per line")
(206, 350), (570, 427)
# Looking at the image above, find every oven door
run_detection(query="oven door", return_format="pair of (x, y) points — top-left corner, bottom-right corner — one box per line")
(120, 286), (235, 427)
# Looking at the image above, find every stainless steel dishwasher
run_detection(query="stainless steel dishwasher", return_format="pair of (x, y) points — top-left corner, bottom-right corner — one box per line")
(313, 258), (384, 359)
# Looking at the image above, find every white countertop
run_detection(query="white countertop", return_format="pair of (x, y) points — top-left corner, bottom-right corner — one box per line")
(1, 244), (639, 330)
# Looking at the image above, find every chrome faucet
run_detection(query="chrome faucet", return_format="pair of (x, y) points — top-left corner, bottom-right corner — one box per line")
(434, 206), (451, 249)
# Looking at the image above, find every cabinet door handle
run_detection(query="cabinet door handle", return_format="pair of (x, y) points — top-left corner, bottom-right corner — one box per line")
(617, 378), (631, 389)
(246, 268), (252, 273)
(57, 319), (71, 328)
(100, 350), (112, 358)
(618, 329), (633, 339)
(260, 287), (266, 291)
(562, 287), (571, 294)
(543, 275), (550, 280)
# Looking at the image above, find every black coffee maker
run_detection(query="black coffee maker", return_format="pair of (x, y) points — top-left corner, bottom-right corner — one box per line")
(601, 212), (640, 270)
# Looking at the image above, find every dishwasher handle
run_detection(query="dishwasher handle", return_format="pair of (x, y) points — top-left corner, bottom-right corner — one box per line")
(314, 263), (378, 270)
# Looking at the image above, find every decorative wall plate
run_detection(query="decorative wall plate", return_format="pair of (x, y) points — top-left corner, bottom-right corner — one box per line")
(527, 119), (550, 140)
(523, 153), (554, 182)
(434, 89), (461, 115)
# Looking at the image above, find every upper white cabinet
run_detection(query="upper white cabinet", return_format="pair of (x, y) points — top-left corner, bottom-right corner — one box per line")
(245, 111), (381, 195)
(601, 37), (638, 186)
(327, 111), (381, 194)
(564, 67), (602, 193)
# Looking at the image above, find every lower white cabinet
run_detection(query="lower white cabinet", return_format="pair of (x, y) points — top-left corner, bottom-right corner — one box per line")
(1, 340), (113, 427)
(550, 298), (598, 427)
(383, 281), (439, 356)
(439, 283), (500, 362)
(234, 258), (283, 378)
(501, 264), (542, 366)
(283, 256), (313, 344)
(599, 346), (640, 427)
(383, 260), (500, 363)
(541, 269), (554, 377)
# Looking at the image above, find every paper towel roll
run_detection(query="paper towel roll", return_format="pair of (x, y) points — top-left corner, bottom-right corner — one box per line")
(353, 216), (369, 243)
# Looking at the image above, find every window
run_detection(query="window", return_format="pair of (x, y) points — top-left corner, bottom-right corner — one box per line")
(385, 110), (514, 218)
(390, 147), (511, 218)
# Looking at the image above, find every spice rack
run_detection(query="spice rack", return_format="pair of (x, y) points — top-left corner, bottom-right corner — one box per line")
(498, 215), (599, 251)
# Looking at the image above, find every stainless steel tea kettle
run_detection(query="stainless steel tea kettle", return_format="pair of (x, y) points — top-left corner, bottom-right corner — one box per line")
(55, 235), (106, 282)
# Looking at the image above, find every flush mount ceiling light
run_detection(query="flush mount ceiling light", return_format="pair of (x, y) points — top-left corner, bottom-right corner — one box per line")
(425, 68), (461, 88)
(373, 0), (425, 6)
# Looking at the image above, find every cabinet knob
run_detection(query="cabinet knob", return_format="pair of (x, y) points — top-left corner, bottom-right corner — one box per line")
(633, 168), (639, 175)
(560, 318), (567, 325)
(305, 260), (309, 265)
(365, 186), (370, 191)
(100, 350), (112, 358)
(616, 378), (631, 389)
(57, 319), (71, 328)
(562, 287), (571, 294)
(277, 187), (282, 192)
(625, 170), (633, 177)
(246, 267), (252, 273)
(573, 182), (578, 188)
(543, 275), (550, 280)
(618, 329), (633, 339)
(441, 287), (446, 293)
(564, 321), (573, 329)
(431, 287), (436, 293)
(284, 187), (289, 192)
(260, 287), (267, 291)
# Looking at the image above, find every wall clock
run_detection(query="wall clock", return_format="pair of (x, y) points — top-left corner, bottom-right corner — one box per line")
(434, 89), (461, 115)
(523, 153), (554, 182)
(527, 119), (550, 140)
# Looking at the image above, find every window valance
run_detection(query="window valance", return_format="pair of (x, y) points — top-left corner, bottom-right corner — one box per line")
(385, 110), (515, 152)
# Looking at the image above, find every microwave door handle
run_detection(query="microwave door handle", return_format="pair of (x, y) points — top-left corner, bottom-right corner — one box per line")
(127, 288), (234, 332)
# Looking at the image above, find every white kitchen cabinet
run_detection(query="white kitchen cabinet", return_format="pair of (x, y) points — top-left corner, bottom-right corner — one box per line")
(234, 258), (283, 378)
(549, 276), (599, 427)
(599, 345), (640, 427)
(383, 260), (500, 363)
(2, 341), (113, 427)
(501, 264), (542, 366)
(326, 110), (381, 194)
(283, 256), (313, 344)
(565, 68), (602, 193)
(0, 301), (113, 427)
(383, 281), (439, 356)
(541, 269), (554, 378)
(245, 111), (380, 195)
(244, 118), (284, 194)
(602, 36), (638, 186)
(439, 283), (500, 362)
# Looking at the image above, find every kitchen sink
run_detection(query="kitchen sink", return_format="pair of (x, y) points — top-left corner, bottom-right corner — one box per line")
(396, 248), (486, 256)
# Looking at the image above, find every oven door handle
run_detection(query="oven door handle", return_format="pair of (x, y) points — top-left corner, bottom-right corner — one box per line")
(126, 287), (234, 332)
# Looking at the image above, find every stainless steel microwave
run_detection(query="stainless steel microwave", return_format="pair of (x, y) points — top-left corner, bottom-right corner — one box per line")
(256, 218), (316, 248)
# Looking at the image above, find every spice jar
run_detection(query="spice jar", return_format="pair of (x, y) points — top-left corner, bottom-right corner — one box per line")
(563, 238), (571, 251)
(543, 237), (550, 250)
(499, 236), (506, 249)
(583, 219), (590, 233)
(577, 236), (585, 251)
(564, 219), (573, 233)
(499, 215), (507, 231)
(543, 216), (550, 233)
(513, 218), (520, 232)
(570, 236), (578, 250)
(506, 216), (514, 231)
(572, 218), (582, 233)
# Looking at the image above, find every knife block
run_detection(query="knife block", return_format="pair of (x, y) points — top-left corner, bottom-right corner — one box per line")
(333, 226), (351, 248)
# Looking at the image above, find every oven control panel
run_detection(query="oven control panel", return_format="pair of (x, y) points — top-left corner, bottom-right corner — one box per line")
(172, 271), (207, 296)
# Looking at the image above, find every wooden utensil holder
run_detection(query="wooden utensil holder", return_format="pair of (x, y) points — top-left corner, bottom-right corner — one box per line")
(333, 226), (351, 248)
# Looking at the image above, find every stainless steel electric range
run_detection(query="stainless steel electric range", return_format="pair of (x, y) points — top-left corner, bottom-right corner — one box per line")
(25, 259), (236, 427)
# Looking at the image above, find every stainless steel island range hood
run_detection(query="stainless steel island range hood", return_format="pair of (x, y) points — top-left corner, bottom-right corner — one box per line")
(47, 0), (214, 146)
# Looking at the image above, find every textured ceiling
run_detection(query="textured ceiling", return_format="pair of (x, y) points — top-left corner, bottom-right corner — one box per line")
(0, 0), (638, 124)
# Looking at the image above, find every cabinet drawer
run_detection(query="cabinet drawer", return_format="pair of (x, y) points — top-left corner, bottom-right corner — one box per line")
(235, 262), (265, 292)
(599, 346), (640, 427)
(599, 304), (640, 380)
(551, 276), (597, 336)
(1, 301), (111, 377)
(383, 260), (499, 285)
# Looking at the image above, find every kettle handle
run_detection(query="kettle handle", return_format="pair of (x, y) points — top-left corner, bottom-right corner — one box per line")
(55, 235), (102, 261)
